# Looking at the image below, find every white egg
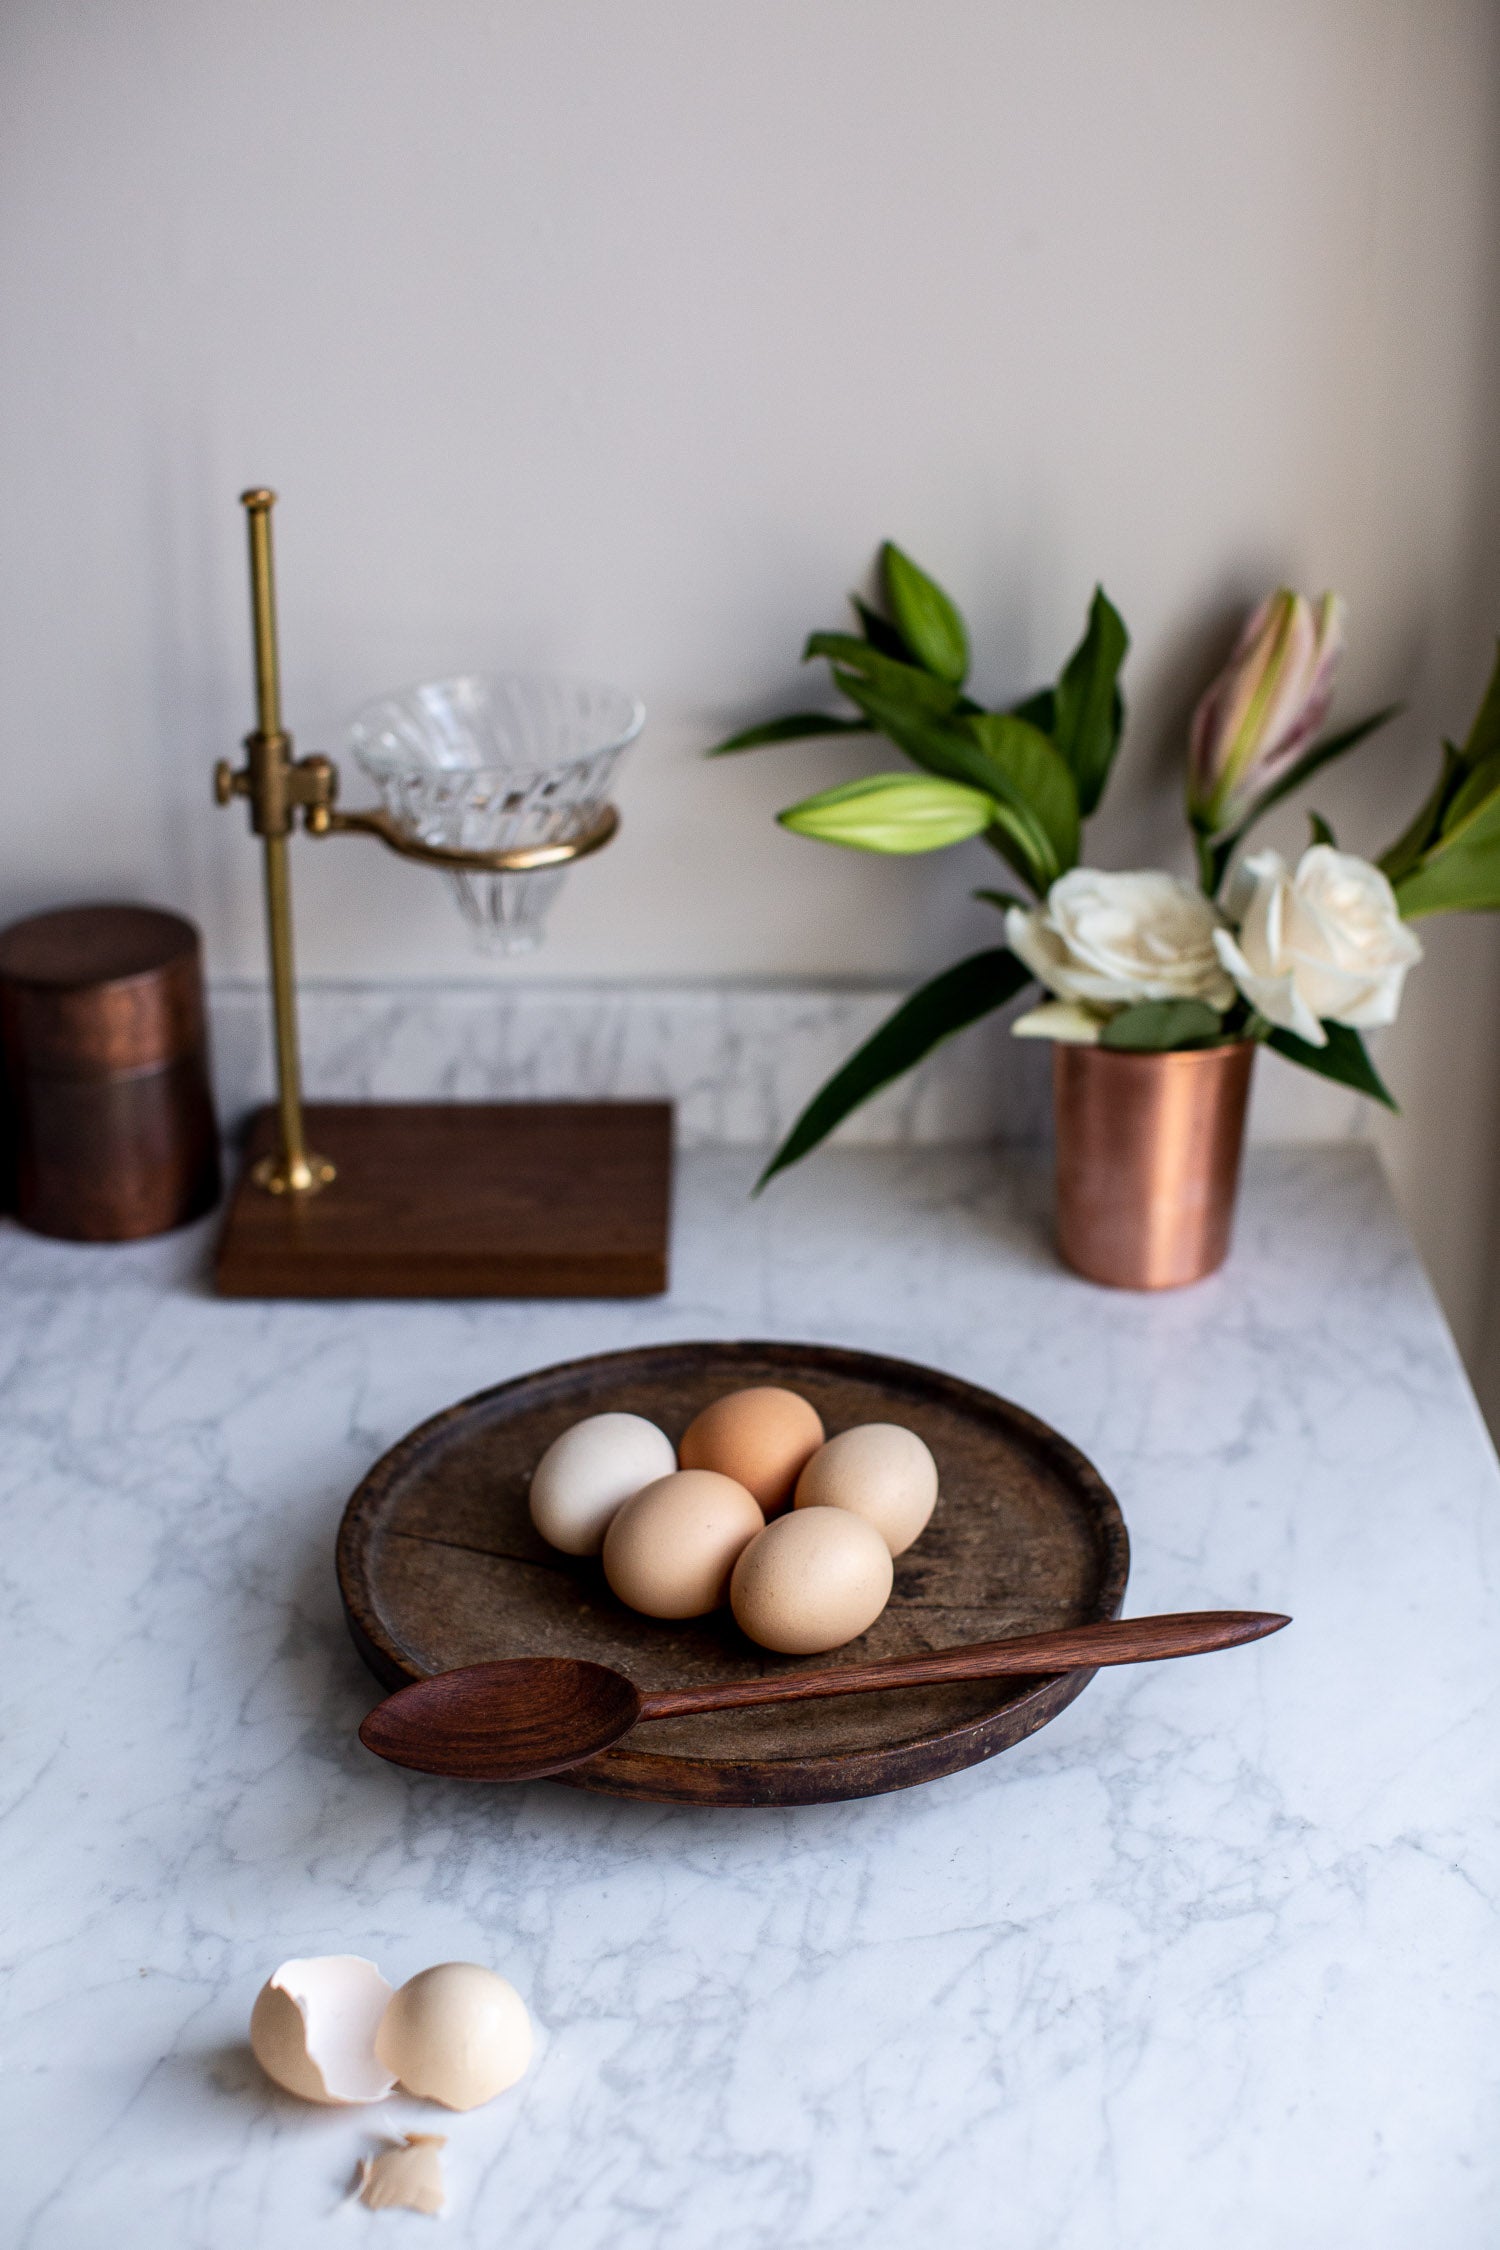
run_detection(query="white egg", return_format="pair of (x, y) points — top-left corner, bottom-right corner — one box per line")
(529, 1411), (677, 1555)
(794, 1423), (939, 1555)
(376, 1962), (533, 2111)
(249, 1955), (397, 2105)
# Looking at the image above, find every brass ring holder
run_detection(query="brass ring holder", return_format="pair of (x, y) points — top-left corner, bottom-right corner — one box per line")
(215, 489), (620, 1197)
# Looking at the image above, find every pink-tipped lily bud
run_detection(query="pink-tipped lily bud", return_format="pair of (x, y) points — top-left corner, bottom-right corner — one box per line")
(1187, 588), (1345, 836)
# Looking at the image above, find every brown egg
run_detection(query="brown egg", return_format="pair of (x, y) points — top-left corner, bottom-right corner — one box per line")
(794, 1423), (939, 1555)
(678, 1387), (825, 1514)
(730, 1505), (894, 1655)
(602, 1469), (764, 1619)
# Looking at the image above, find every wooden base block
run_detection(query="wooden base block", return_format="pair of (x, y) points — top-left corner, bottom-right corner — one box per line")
(214, 1102), (672, 1299)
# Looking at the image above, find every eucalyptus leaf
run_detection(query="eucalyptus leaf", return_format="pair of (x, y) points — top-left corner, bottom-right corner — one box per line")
(1265, 1020), (1397, 1109)
(880, 542), (970, 687)
(965, 713), (1081, 878)
(778, 771), (998, 855)
(708, 712), (874, 754)
(1099, 999), (1225, 1051)
(757, 947), (1034, 1189)
(1051, 587), (1129, 817)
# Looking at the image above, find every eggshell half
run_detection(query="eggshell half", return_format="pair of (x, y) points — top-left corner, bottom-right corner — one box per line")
(603, 1469), (764, 1618)
(249, 1955), (397, 2105)
(678, 1387), (825, 1513)
(376, 1962), (533, 2111)
(529, 1411), (678, 1555)
(794, 1423), (939, 1555)
(731, 1505), (894, 1654)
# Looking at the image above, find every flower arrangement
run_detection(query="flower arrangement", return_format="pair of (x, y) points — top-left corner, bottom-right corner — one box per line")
(712, 547), (1500, 1185)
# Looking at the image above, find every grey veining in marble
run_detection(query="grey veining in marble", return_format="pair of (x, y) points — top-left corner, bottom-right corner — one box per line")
(2, 1146), (1494, 2248)
(207, 979), (1373, 1147)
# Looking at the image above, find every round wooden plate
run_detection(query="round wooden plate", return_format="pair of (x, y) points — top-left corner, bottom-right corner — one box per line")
(337, 1340), (1130, 1807)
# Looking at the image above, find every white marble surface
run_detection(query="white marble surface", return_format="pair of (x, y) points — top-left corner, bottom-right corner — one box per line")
(207, 979), (1373, 1148)
(2, 1145), (1496, 2248)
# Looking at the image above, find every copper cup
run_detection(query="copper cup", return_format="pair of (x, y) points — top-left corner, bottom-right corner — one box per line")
(1052, 1040), (1254, 1289)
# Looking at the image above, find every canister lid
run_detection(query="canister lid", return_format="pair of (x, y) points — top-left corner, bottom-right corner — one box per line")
(0, 904), (207, 1076)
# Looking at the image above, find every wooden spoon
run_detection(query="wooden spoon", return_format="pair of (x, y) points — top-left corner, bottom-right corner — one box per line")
(358, 1609), (1289, 1784)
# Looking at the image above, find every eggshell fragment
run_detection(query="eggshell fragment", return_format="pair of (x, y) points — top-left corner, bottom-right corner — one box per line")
(357, 2134), (447, 2215)
(376, 1962), (533, 2111)
(249, 1955), (397, 2105)
(603, 1469), (764, 1618)
(794, 1423), (939, 1555)
(529, 1411), (678, 1555)
(731, 1505), (894, 1654)
(678, 1387), (825, 1513)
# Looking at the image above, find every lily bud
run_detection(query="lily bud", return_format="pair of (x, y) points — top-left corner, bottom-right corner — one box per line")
(1188, 589), (1345, 835)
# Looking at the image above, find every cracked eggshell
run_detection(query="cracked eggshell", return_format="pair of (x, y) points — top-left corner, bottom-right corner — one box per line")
(249, 1955), (397, 2105)
(376, 1962), (533, 2111)
(529, 1411), (678, 1555)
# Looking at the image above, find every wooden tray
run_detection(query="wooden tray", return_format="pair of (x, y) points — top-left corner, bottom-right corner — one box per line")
(337, 1340), (1130, 1806)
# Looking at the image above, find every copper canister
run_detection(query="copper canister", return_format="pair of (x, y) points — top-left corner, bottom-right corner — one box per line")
(0, 904), (221, 1241)
(1053, 1041), (1255, 1289)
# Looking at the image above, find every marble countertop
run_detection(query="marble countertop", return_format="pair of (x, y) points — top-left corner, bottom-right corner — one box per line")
(3, 1145), (1497, 2249)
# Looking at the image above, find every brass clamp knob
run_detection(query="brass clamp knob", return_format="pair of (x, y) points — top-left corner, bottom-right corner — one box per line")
(214, 759), (250, 806)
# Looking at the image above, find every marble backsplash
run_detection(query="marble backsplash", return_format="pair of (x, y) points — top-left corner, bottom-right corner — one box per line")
(208, 980), (1373, 1147)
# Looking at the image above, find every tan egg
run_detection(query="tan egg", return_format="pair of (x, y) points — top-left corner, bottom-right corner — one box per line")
(249, 1955), (397, 2105)
(794, 1423), (939, 1556)
(375, 1962), (532, 2111)
(602, 1469), (765, 1618)
(730, 1505), (894, 1655)
(678, 1387), (825, 1514)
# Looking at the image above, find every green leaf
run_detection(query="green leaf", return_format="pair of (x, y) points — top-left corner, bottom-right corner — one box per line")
(966, 713), (1081, 877)
(973, 886), (1028, 914)
(757, 948), (1034, 1188)
(804, 632), (961, 717)
(708, 712), (874, 754)
(1460, 640), (1500, 766)
(880, 542), (970, 687)
(777, 771), (997, 855)
(1380, 743), (1464, 884)
(1265, 1020), (1397, 1109)
(1099, 1000), (1226, 1052)
(852, 598), (914, 664)
(1009, 685), (1056, 735)
(1050, 587), (1129, 817)
(1308, 811), (1337, 847)
(1392, 786), (1500, 916)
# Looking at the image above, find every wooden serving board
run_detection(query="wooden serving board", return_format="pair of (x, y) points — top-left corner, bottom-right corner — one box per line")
(337, 1340), (1130, 1806)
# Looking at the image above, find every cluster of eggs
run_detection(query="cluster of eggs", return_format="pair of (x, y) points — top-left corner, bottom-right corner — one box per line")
(529, 1386), (939, 1655)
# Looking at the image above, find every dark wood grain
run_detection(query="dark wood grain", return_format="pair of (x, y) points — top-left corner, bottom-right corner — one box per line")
(359, 1613), (1288, 1784)
(0, 903), (221, 1241)
(215, 1100), (672, 1298)
(337, 1339), (1132, 1805)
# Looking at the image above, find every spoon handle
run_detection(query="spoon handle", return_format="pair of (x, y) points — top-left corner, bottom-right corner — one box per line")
(635, 1610), (1288, 1722)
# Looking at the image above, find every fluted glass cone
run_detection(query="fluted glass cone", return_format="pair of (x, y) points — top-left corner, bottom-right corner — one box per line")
(347, 674), (644, 954)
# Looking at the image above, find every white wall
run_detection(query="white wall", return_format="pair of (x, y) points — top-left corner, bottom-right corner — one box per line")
(4, 2), (1500, 1393)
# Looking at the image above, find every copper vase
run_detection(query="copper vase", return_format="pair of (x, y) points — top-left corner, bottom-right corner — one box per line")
(1052, 1041), (1254, 1290)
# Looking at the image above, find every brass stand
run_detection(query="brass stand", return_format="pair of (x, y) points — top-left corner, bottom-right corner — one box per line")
(212, 489), (671, 1299)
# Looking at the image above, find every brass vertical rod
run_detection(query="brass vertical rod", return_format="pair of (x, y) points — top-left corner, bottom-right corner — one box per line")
(238, 489), (334, 1197)
(243, 490), (283, 737)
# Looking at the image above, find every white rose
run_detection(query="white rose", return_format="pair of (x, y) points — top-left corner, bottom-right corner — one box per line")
(1006, 869), (1236, 1016)
(1213, 845), (1422, 1047)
